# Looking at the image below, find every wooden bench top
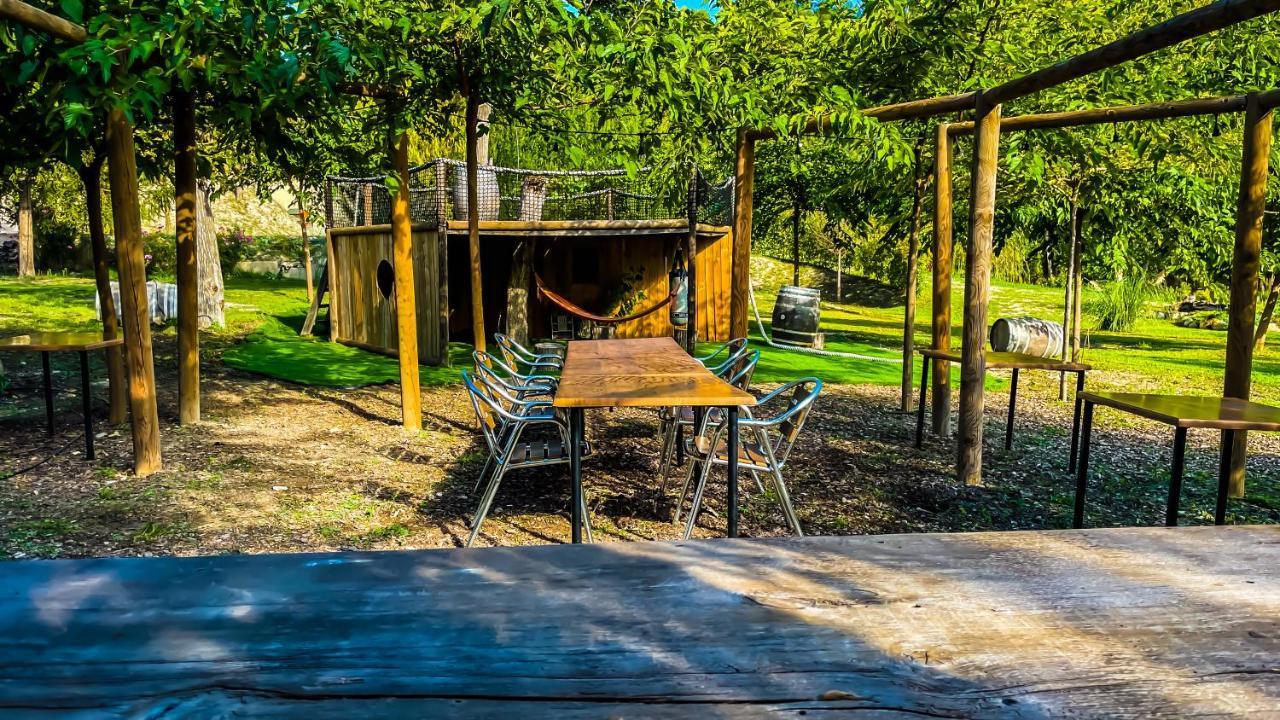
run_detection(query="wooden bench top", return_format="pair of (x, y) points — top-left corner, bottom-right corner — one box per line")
(553, 337), (756, 409)
(1081, 391), (1280, 431)
(0, 331), (123, 353)
(919, 346), (1091, 372)
(1, 526), (1275, 717)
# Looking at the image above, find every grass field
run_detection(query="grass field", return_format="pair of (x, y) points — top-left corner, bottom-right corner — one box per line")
(1, 258), (1276, 403)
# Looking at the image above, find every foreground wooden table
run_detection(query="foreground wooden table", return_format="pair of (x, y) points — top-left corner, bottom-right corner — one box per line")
(916, 348), (1091, 462)
(0, 332), (123, 459)
(554, 337), (755, 541)
(1075, 391), (1280, 528)
(2, 526), (1276, 717)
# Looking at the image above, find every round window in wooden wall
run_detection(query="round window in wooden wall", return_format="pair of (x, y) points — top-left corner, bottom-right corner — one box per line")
(377, 259), (395, 300)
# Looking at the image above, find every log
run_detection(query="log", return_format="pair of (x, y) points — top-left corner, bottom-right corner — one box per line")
(105, 107), (161, 476)
(81, 158), (126, 424)
(731, 131), (755, 339)
(195, 183), (224, 328)
(986, 0), (1280, 106)
(930, 123), (953, 437)
(17, 180), (34, 277)
(957, 97), (1001, 486)
(391, 134), (421, 432)
(0, 0), (86, 42)
(173, 89), (200, 425)
(948, 95), (1250, 135)
(1222, 92), (1273, 498)
(465, 92), (486, 352)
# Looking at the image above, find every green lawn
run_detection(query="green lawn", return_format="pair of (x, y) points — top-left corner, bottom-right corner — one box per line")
(1, 263), (1275, 403)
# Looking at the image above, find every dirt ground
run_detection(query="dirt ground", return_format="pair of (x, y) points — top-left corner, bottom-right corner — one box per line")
(2, 336), (1278, 559)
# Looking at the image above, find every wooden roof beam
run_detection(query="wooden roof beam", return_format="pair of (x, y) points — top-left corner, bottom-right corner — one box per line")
(947, 94), (1252, 135)
(986, 0), (1280, 106)
(0, 0), (86, 42)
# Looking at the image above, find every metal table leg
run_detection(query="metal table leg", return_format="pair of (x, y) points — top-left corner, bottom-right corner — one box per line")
(570, 408), (584, 544)
(915, 358), (929, 448)
(1215, 429), (1235, 526)
(1166, 427), (1187, 527)
(727, 406), (739, 538)
(1073, 400), (1095, 529)
(42, 351), (54, 435)
(1004, 368), (1019, 451)
(1069, 372), (1085, 472)
(80, 351), (94, 460)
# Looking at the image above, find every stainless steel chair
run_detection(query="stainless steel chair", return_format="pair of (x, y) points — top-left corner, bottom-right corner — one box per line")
(473, 351), (558, 394)
(461, 371), (591, 547)
(696, 337), (749, 367)
(474, 352), (556, 401)
(676, 378), (822, 540)
(494, 333), (563, 373)
(655, 348), (760, 500)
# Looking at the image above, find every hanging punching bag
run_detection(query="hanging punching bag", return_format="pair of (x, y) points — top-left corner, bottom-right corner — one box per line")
(669, 250), (688, 327)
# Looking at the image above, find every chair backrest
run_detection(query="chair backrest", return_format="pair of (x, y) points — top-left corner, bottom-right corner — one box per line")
(725, 349), (761, 391)
(757, 378), (822, 467)
(473, 350), (527, 382)
(700, 337), (749, 367)
(461, 371), (503, 452)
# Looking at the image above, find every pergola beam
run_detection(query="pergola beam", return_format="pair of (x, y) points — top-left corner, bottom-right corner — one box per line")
(0, 0), (86, 42)
(948, 95), (1251, 135)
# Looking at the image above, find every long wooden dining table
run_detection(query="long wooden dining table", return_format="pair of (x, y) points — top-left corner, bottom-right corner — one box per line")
(553, 337), (756, 542)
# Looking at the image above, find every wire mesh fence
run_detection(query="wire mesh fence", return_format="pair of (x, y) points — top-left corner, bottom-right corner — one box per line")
(325, 159), (734, 229)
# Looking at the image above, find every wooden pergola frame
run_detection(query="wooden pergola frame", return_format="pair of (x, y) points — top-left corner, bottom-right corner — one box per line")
(731, 0), (1280, 487)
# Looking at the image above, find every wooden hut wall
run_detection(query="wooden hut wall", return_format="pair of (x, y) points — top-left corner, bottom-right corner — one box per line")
(329, 225), (446, 364)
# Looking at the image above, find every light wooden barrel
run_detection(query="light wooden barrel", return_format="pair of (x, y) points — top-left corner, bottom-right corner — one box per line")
(989, 317), (1064, 358)
(771, 285), (822, 347)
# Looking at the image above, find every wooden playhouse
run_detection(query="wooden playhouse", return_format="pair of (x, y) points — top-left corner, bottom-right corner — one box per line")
(320, 160), (735, 363)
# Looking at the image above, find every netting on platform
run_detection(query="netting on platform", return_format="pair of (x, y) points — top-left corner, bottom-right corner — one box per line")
(324, 159), (734, 229)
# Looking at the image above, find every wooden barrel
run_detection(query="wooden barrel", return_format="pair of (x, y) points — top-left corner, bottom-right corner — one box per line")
(989, 317), (1065, 358)
(771, 286), (822, 347)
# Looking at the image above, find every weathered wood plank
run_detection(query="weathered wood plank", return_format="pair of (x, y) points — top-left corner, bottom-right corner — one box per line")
(0, 527), (1276, 718)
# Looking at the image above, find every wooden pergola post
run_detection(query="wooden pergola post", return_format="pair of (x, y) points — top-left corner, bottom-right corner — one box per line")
(957, 95), (1002, 486)
(464, 92), (486, 352)
(391, 134), (422, 432)
(173, 88), (200, 425)
(105, 107), (162, 475)
(1222, 91), (1274, 498)
(930, 123), (954, 436)
(731, 130), (755, 340)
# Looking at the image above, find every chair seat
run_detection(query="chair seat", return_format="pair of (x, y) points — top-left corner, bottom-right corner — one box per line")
(509, 439), (592, 465)
(690, 435), (770, 468)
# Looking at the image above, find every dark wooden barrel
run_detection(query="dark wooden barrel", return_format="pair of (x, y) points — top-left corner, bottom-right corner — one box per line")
(989, 317), (1064, 358)
(771, 286), (822, 347)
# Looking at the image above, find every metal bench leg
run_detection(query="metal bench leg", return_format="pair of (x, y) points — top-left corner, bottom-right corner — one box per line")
(1005, 368), (1019, 451)
(570, 408), (584, 544)
(1073, 401), (1095, 529)
(80, 351), (94, 460)
(915, 358), (929, 448)
(727, 407), (739, 538)
(42, 351), (54, 435)
(1215, 429), (1235, 525)
(1069, 372), (1085, 472)
(1166, 427), (1187, 527)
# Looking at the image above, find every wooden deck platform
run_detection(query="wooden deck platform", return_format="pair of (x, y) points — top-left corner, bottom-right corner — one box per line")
(1, 526), (1277, 717)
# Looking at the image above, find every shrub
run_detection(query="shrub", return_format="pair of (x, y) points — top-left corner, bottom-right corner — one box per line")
(1092, 272), (1158, 332)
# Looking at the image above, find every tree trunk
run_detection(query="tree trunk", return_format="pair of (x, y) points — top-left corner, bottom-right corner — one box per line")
(506, 176), (546, 346)
(836, 249), (843, 302)
(17, 182), (35, 277)
(174, 88), (200, 425)
(464, 87), (486, 352)
(81, 158), (127, 425)
(196, 183), (225, 328)
(1059, 195), (1079, 400)
(791, 203), (801, 287)
(1255, 273), (1279, 350)
(900, 156), (927, 413)
(298, 189), (314, 302)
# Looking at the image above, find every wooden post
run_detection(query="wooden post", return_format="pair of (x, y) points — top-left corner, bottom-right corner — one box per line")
(391, 134), (422, 432)
(686, 165), (700, 352)
(1223, 92), (1273, 498)
(81, 157), (126, 424)
(173, 89), (200, 425)
(731, 130), (755, 339)
(958, 96), (1001, 486)
(105, 107), (161, 476)
(434, 160), (451, 363)
(298, 191), (314, 302)
(476, 103), (491, 166)
(900, 149), (927, 412)
(930, 123), (954, 437)
(17, 181), (34, 277)
(465, 92), (486, 352)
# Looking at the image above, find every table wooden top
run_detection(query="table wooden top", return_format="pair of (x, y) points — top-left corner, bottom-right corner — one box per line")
(1081, 391), (1280, 430)
(553, 337), (756, 409)
(919, 346), (1091, 372)
(2, 526), (1275, 717)
(0, 331), (123, 353)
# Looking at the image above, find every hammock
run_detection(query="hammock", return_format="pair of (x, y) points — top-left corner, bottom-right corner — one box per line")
(533, 269), (672, 325)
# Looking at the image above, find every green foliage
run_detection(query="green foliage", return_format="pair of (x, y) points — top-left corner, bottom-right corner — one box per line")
(1091, 272), (1158, 332)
